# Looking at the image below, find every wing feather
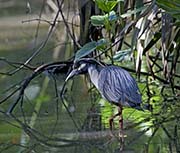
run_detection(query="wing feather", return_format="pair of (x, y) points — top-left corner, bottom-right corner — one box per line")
(98, 66), (142, 107)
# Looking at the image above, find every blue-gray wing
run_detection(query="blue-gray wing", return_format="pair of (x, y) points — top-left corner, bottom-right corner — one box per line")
(98, 66), (142, 108)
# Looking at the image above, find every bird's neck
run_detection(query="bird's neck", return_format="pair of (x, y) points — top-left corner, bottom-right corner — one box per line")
(87, 64), (102, 89)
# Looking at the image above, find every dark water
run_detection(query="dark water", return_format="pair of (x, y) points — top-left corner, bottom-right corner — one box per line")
(0, 71), (178, 153)
(0, 76), (148, 153)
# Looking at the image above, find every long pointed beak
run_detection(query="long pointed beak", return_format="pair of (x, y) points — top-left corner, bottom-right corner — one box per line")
(65, 69), (78, 82)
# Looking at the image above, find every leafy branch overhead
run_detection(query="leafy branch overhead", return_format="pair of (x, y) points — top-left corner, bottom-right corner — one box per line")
(75, 0), (180, 92)
(75, 39), (108, 61)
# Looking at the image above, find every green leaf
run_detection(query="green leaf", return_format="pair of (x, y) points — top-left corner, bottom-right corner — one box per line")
(97, 38), (108, 46)
(75, 39), (108, 61)
(175, 20), (180, 26)
(96, 38), (108, 50)
(91, 15), (106, 26)
(113, 49), (131, 61)
(75, 41), (97, 61)
(156, 0), (180, 20)
(95, 0), (122, 12)
(105, 1), (119, 12)
(91, 11), (117, 26)
(95, 0), (107, 12)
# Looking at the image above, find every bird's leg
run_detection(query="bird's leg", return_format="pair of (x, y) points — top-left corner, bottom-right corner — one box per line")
(118, 106), (124, 151)
(118, 106), (123, 136)
(109, 112), (120, 131)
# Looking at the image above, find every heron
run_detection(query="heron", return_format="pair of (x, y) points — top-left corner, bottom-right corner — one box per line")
(65, 58), (143, 140)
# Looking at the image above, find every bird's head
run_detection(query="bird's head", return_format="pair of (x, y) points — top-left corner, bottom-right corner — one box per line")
(65, 58), (104, 82)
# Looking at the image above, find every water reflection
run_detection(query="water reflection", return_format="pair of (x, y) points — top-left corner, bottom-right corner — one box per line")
(0, 75), (138, 152)
(0, 26), (178, 153)
(0, 64), (179, 153)
(2, 80), (180, 152)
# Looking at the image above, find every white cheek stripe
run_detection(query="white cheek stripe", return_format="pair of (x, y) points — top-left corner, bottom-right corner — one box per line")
(78, 63), (86, 70)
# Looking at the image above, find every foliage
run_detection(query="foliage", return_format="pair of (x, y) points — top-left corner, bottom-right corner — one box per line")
(75, 39), (107, 61)
(0, 0), (180, 152)
(76, 0), (180, 93)
(156, 0), (180, 20)
(95, 0), (123, 12)
(74, 0), (180, 151)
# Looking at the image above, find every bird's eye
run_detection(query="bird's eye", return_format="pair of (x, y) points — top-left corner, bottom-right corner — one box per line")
(73, 63), (79, 69)
(73, 65), (77, 69)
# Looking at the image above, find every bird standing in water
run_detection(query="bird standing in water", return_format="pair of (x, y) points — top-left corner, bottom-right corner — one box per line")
(65, 58), (143, 143)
